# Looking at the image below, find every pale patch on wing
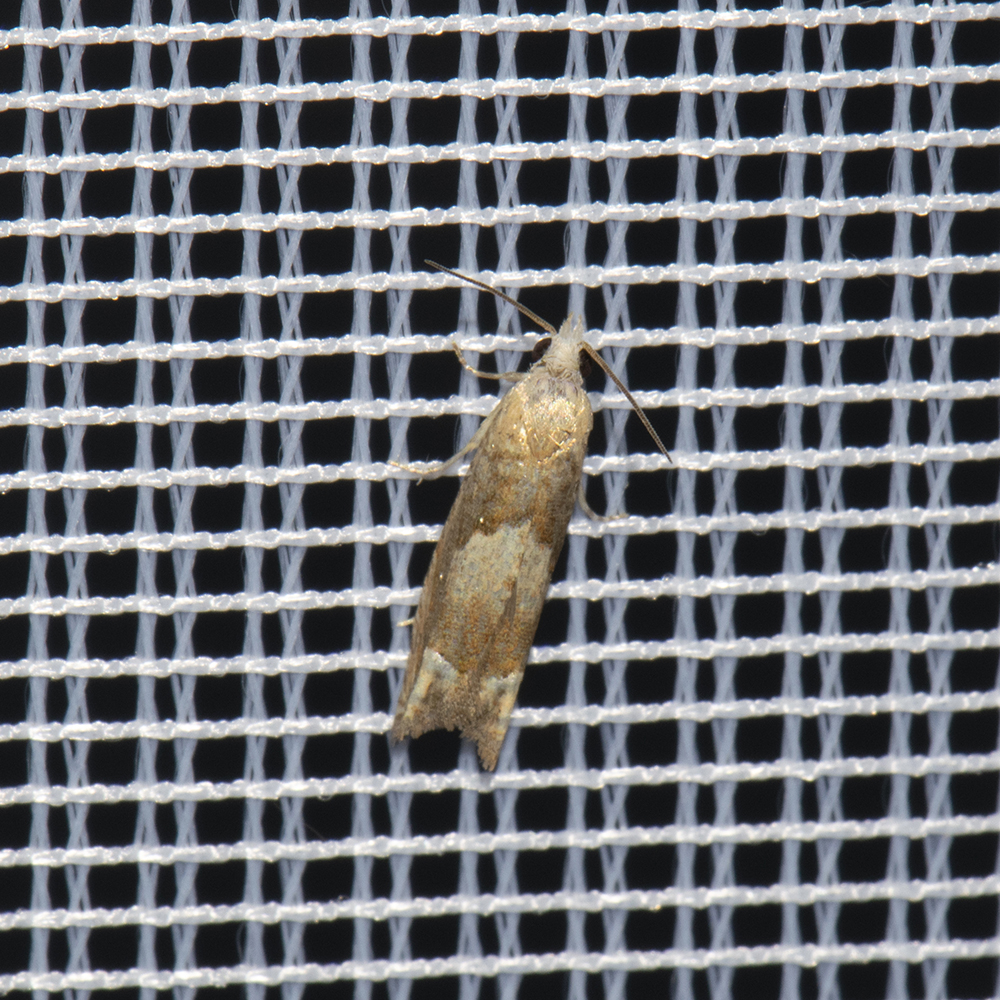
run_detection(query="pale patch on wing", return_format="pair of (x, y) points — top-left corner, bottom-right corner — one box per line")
(442, 523), (533, 624)
(473, 671), (523, 770)
(391, 643), (521, 770)
(392, 648), (460, 741)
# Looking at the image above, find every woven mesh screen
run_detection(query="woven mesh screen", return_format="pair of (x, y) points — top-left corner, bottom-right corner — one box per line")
(1, 2), (998, 999)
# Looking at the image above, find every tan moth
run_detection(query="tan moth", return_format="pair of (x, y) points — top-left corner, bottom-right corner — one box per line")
(391, 262), (670, 770)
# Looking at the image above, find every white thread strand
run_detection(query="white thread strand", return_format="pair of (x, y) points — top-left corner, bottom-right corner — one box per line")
(2, 689), (997, 745)
(4, 376), (997, 430)
(0, 627), (993, 681)
(0, 316), (995, 369)
(5, 875), (999, 931)
(4, 62), (999, 115)
(4, 813), (997, 871)
(2, 126), (998, 179)
(2, 251), (1000, 305)
(2, 5), (999, 49)
(0, 562), (994, 619)
(2, 937), (998, 994)
(2, 751), (997, 808)
(2, 191), (998, 242)
(0, 439), (995, 494)
(1, 501), (997, 557)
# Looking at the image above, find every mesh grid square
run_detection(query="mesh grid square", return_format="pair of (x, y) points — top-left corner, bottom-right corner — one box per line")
(0, 3), (997, 999)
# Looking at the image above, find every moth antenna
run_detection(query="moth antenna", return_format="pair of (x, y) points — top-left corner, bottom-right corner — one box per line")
(582, 342), (672, 463)
(425, 259), (558, 337)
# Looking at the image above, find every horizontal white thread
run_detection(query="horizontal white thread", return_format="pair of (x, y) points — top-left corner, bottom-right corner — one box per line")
(3, 751), (997, 808)
(557, 564), (997, 600)
(5, 377), (996, 430)
(1, 317), (995, 370)
(2, 440), (995, 493)
(2, 4), (998, 50)
(4, 812), (996, 871)
(4, 63), (997, 115)
(3, 690), (996, 745)
(512, 691), (1000, 726)
(2, 502), (997, 558)
(1, 628), (992, 681)
(3, 191), (998, 242)
(2, 937), (998, 992)
(6, 875), (998, 932)
(0, 524), (441, 556)
(0, 651), (402, 680)
(3, 126), (997, 178)
(3, 256), (1000, 309)
(3, 252), (999, 306)
(522, 630), (998, 664)
(2, 563), (993, 620)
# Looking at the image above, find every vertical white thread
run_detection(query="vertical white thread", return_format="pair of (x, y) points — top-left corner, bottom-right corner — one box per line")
(129, 4), (161, 997)
(164, 4), (202, 996)
(22, 4), (53, 998)
(671, 2), (705, 998)
(814, 5), (851, 997)
(349, 6), (377, 1000)
(237, 7), (268, 1000)
(920, 11), (960, 1000)
(272, 5), (310, 996)
(779, 2), (807, 998)
(489, 17), (527, 1000)
(885, 7), (918, 998)
(562, 6), (594, 1000)
(597, 5), (636, 1000)
(56, 5), (95, 998)
(386, 8), (417, 1000)
(456, 7), (485, 1000)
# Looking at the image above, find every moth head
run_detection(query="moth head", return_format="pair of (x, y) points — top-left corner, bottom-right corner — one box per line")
(531, 335), (593, 378)
(532, 316), (589, 382)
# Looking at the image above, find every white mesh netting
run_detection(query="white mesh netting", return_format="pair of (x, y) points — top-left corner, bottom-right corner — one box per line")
(0, 2), (998, 999)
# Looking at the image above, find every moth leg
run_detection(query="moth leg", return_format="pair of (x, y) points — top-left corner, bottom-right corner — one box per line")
(390, 405), (500, 479)
(577, 480), (628, 522)
(453, 341), (525, 383)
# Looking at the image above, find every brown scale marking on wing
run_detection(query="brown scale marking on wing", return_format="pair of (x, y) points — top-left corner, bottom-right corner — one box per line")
(447, 375), (591, 549)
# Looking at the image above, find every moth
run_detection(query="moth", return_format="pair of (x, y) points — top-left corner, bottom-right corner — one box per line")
(391, 262), (670, 770)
